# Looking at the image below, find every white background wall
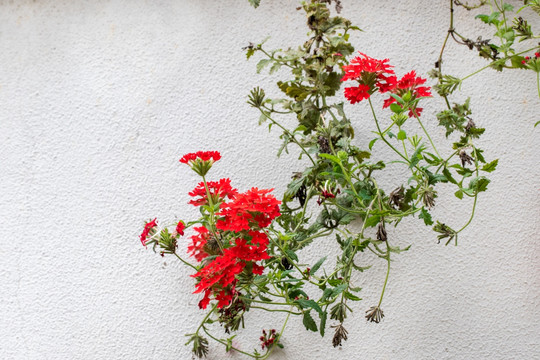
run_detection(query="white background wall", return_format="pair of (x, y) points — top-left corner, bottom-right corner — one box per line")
(1, 1), (539, 359)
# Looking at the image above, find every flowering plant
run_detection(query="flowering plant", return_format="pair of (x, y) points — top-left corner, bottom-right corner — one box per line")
(136, 1), (520, 358)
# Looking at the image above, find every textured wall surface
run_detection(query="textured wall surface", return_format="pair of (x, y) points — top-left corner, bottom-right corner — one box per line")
(1, 0), (539, 359)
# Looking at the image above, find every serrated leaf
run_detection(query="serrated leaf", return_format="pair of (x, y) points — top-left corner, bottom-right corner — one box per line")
(310, 256), (326, 276)
(443, 167), (458, 184)
(303, 311), (318, 332)
(297, 299), (323, 315)
(364, 215), (380, 228)
(256, 58), (272, 73)
(419, 208), (433, 226)
(319, 311), (327, 337)
(269, 62), (282, 75)
(481, 159), (498, 173)
(285, 250), (298, 262)
(343, 291), (362, 301)
(331, 283), (348, 297)
(468, 176), (490, 193)
(318, 153), (341, 164)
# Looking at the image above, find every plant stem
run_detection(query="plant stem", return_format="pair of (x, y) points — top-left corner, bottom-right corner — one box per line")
(368, 98), (410, 164)
(174, 253), (198, 271)
(414, 114), (441, 158)
(201, 175), (225, 252)
(258, 109), (316, 165)
(377, 243), (391, 308)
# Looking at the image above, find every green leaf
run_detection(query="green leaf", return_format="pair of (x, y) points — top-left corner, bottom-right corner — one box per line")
(285, 249), (298, 262)
(318, 153), (341, 164)
(397, 130), (407, 141)
(409, 145), (425, 169)
(369, 138), (378, 150)
(389, 103), (403, 113)
(319, 311), (327, 337)
(390, 93), (405, 104)
(502, 3), (513, 11)
(331, 283), (348, 297)
(455, 190), (463, 199)
(343, 291), (362, 301)
(419, 208), (433, 226)
(297, 299), (323, 315)
(256, 58), (272, 73)
(481, 159), (498, 173)
(310, 256), (327, 276)
(468, 176), (490, 193)
(364, 215), (380, 228)
(248, 0), (261, 8)
(443, 167), (458, 184)
(269, 62), (282, 75)
(303, 311), (318, 332)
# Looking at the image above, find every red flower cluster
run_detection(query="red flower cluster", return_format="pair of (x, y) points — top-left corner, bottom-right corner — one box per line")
(176, 221), (185, 236)
(188, 186), (281, 309)
(341, 52), (432, 116)
(180, 151), (222, 176)
(179, 151), (221, 164)
(194, 231), (271, 308)
(188, 178), (238, 206)
(383, 70), (432, 117)
(342, 52), (397, 104)
(217, 188), (281, 232)
(140, 218), (157, 247)
(188, 226), (211, 262)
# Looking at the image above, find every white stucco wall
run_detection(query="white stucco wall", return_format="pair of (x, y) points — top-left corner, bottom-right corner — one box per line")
(1, 1), (539, 359)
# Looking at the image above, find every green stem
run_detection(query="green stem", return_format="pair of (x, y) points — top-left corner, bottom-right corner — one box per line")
(261, 310), (292, 360)
(250, 305), (301, 315)
(377, 243), (391, 308)
(368, 98), (410, 165)
(174, 253), (198, 271)
(258, 109), (316, 166)
(414, 114), (441, 158)
(201, 175), (224, 252)
(202, 327), (260, 358)
(457, 194), (477, 234)
(461, 47), (540, 81)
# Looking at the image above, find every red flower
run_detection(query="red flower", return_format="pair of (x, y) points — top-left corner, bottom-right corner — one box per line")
(344, 85), (370, 104)
(383, 70), (431, 117)
(191, 231), (270, 308)
(342, 52), (395, 82)
(179, 151), (221, 164)
(188, 226), (210, 262)
(217, 188), (281, 232)
(188, 178), (238, 206)
(176, 221), (185, 236)
(341, 52), (397, 103)
(535, 52), (540, 58)
(140, 218), (157, 247)
(179, 151), (222, 176)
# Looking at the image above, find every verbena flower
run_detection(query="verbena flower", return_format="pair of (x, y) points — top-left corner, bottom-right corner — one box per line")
(175, 221), (185, 236)
(217, 187), (281, 232)
(179, 151), (221, 176)
(188, 178), (238, 206)
(383, 70), (432, 117)
(341, 52), (397, 104)
(140, 218), (157, 247)
(192, 231), (270, 309)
